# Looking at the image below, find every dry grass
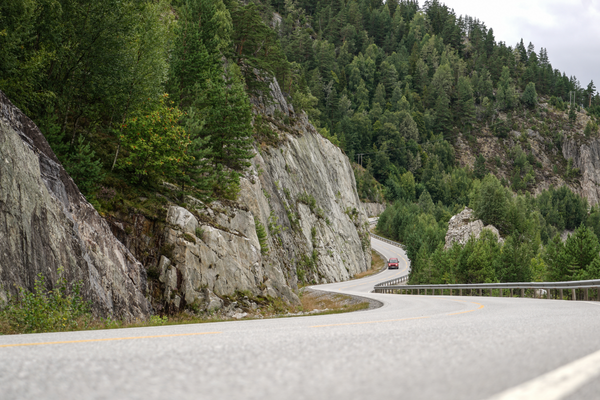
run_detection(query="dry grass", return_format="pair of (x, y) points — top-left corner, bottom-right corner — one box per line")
(298, 290), (369, 315)
(353, 250), (386, 280)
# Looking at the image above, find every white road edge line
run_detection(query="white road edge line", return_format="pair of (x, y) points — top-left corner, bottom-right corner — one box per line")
(487, 348), (600, 400)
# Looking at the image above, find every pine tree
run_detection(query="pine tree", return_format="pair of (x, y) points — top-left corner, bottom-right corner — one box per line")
(474, 154), (487, 179)
(563, 226), (600, 280)
(473, 174), (509, 231)
(372, 83), (387, 109)
(521, 82), (538, 109)
(456, 76), (476, 129)
(203, 64), (255, 199)
(434, 90), (452, 137)
(168, 0), (254, 199)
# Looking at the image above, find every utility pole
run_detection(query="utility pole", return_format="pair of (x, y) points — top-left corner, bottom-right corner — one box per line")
(356, 153), (373, 168)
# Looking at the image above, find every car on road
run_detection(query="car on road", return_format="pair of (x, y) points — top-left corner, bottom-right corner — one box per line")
(388, 258), (399, 269)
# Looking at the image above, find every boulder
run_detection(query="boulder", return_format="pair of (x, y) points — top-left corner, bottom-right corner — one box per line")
(444, 208), (504, 249)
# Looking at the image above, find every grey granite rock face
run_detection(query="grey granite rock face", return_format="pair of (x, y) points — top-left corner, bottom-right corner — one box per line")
(444, 208), (504, 250)
(0, 90), (150, 320)
(156, 80), (371, 310)
(563, 138), (600, 206)
(361, 202), (387, 217)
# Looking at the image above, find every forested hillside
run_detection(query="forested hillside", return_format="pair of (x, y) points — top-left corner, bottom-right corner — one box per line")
(264, 0), (600, 284)
(1, 0), (295, 205)
(2, 0), (600, 286)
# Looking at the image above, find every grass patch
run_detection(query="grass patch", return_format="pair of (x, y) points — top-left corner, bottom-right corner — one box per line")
(1, 282), (370, 336)
(353, 250), (387, 280)
(297, 290), (370, 315)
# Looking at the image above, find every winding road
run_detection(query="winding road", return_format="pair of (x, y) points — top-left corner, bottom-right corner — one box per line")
(2, 236), (600, 400)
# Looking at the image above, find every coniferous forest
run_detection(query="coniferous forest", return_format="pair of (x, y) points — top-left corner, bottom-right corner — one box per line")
(2, 0), (600, 285)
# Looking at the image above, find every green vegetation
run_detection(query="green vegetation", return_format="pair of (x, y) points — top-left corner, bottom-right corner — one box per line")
(0, 0), (292, 205)
(377, 173), (600, 284)
(3, 0), (600, 291)
(0, 271), (90, 334)
(254, 217), (269, 254)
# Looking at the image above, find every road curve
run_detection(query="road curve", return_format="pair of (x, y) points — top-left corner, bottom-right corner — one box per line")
(2, 238), (600, 400)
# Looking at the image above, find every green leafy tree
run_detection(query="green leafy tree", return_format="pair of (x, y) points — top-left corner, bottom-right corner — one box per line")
(119, 95), (191, 183)
(472, 174), (509, 232)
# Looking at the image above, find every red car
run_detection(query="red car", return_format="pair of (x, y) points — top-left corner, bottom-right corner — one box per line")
(388, 258), (399, 269)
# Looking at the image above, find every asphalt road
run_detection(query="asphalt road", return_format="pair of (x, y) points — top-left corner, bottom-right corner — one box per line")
(2, 237), (600, 400)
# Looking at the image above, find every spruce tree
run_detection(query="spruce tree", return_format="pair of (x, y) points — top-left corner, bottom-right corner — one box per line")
(474, 154), (487, 179)
(456, 76), (476, 129)
(168, 0), (254, 199)
(564, 226), (600, 280)
(434, 90), (452, 137)
(203, 64), (255, 199)
(521, 82), (538, 109)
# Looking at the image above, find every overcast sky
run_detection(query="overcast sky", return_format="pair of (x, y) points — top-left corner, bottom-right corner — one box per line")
(440, 0), (600, 91)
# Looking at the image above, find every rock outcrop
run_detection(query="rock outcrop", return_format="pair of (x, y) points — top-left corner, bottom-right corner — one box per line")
(444, 208), (504, 250)
(0, 91), (150, 320)
(361, 202), (387, 217)
(562, 138), (600, 206)
(152, 80), (371, 312)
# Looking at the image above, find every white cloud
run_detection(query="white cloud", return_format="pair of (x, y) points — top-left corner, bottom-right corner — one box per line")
(441, 0), (600, 88)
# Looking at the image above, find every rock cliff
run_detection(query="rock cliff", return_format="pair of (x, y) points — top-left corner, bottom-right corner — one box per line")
(444, 208), (503, 249)
(562, 138), (600, 206)
(361, 202), (387, 217)
(0, 91), (150, 320)
(101, 80), (372, 314)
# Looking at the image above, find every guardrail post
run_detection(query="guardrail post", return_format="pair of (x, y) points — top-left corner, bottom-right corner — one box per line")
(560, 289), (563, 300)
(499, 289), (503, 297)
(597, 289), (600, 302)
(584, 288), (589, 301)
(459, 289), (463, 296)
(571, 289), (576, 301)
(449, 288), (452, 296)
(478, 289), (482, 296)
(510, 289), (513, 297)
(521, 288), (525, 298)
(489, 288), (493, 297)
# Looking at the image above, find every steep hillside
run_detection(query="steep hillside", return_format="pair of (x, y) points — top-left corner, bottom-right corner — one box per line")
(0, 91), (150, 320)
(147, 82), (371, 313)
(454, 99), (595, 202)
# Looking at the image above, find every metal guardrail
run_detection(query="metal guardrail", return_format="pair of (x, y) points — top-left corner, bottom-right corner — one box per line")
(376, 275), (410, 286)
(369, 231), (410, 285)
(370, 233), (405, 249)
(370, 231), (600, 301)
(374, 279), (600, 301)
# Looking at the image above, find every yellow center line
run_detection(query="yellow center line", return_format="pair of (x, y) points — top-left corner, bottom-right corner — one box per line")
(0, 331), (221, 348)
(430, 297), (485, 315)
(311, 316), (430, 328)
(311, 298), (485, 328)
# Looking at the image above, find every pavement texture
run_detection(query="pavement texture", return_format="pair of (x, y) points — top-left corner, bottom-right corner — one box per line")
(2, 237), (600, 400)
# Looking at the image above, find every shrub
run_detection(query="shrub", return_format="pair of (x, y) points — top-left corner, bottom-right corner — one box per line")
(0, 271), (91, 334)
(584, 120), (599, 137)
(255, 217), (269, 254)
